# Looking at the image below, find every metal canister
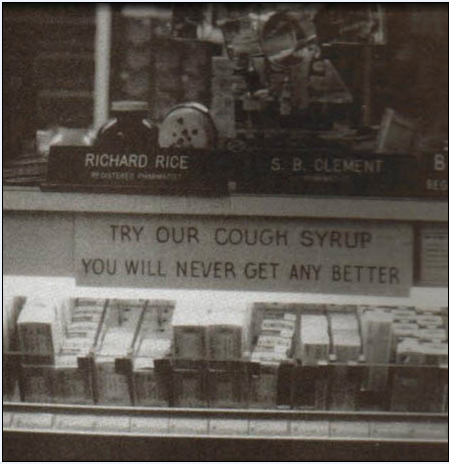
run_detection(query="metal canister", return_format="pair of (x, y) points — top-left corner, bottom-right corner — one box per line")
(158, 102), (217, 149)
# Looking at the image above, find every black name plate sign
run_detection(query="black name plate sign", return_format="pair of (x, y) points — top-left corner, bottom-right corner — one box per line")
(42, 146), (228, 196)
(231, 148), (419, 197)
(417, 151), (448, 198)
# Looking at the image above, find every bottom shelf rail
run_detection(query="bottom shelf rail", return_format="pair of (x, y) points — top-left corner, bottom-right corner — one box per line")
(3, 401), (448, 443)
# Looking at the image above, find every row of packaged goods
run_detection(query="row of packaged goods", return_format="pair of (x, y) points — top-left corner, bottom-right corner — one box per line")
(3, 296), (448, 412)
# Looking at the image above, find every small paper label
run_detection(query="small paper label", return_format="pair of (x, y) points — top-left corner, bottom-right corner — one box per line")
(209, 419), (249, 435)
(330, 420), (370, 438)
(168, 418), (208, 435)
(371, 421), (414, 439)
(55, 414), (97, 431)
(290, 420), (330, 437)
(13, 413), (53, 430)
(3, 412), (13, 428)
(249, 420), (289, 436)
(95, 416), (130, 432)
(129, 417), (169, 434)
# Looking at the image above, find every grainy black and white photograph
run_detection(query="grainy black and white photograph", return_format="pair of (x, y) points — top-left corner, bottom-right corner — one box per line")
(2, 2), (448, 461)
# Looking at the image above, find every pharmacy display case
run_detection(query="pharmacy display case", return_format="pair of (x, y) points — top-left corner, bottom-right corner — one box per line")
(3, 3), (448, 461)
(3, 188), (448, 461)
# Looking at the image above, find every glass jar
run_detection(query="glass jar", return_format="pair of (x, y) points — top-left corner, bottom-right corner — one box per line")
(94, 101), (158, 153)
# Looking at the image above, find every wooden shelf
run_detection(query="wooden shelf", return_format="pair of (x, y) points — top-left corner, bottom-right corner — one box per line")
(3, 186), (448, 222)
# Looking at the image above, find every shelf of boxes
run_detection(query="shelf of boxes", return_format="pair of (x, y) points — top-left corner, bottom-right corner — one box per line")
(3, 294), (448, 446)
(3, 185), (448, 449)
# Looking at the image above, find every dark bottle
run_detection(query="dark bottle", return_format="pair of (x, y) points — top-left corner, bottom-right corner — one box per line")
(94, 101), (158, 153)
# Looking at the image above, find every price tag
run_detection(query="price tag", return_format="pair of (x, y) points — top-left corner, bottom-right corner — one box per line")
(3, 412), (13, 428)
(13, 412), (53, 430)
(55, 414), (97, 431)
(129, 417), (169, 434)
(330, 420), (370, 438)
(168, 417), (208, 435)
(95, 416), (130, 433)
(412, 422), (448, 440)
(209, 419), (249, 436)
(290, 420), (330, 438)
(249, 419), (289, 436)
(370, 421), (414, 439)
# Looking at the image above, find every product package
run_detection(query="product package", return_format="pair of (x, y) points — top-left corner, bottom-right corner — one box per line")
(391, 322), (419, 362)
(206, 305), (250, 360)
(172, 359), (208, 407)
(51, 298), (106, 404)
(93, 299), (145, 405)
(17, 297), (68, 402)
(390, 365), (447, 412)
(204, 306), (250, 408)
(172, 303), (208, 360)
(248, 361), (278, 409)
(250, 303), (300, 363)
(248, 303), (300, 408)
(291, 308), (330, 410)
(20, 365), (54, 403)
(17, 297), (67, 365)
(3, 296), (26, 400)
(328, 364), (364, 411)
(390, 306), (448, 412)
(133, 358), (172, 407)
(132, 300), (175, 406)
(360, 307), (393, 392)
(328, 307), (363, 410)
(328, 308), (361, 362)
(291, 363), (328, 410)
(442, 307), (448, 337)
(207, 360), (248, 408)
(297, 314), (330, 365)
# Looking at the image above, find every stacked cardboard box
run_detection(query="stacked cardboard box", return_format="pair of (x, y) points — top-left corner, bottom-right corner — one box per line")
(171, 303), (208, 407)
(132, 300), (175, 406)
(52, 298), (105, 403)
(360, 307), (393, 392)
(329, 310), (361, 362)
(172, 302), (250, 407)
(17, 297), (106, 403)
(94, 299), (144, 405)
(17, 297), (68, 401)
(3, 296), (26, 400)
(251, 311), (296, 364)
(328, 308), (362, 410)
(249, 304), (299, 408)
(17, 298), (67, 364)
(206, 306), (250, 407)
(297, 314), (330, 365)
(7, 297), (449, 412)
(172, 303), (208, 360)
(393, 308), (447, 365)
(291, 308), (329, 410)
(390, 307), (448, 412)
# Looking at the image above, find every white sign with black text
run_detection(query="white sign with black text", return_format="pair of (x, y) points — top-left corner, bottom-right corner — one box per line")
(74, 215), (413, 296)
